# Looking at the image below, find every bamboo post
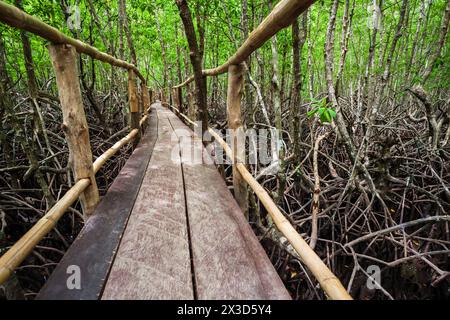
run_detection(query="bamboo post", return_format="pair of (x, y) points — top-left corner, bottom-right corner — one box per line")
(128, 69), (141, 145)
(138, 82), (144, 115)
(227, 63), (248, 218)
(149, 89), (154, 104)
(142, 84), (150, 116)
(172, 87), (181, 111)
(160, 89), (166, 104)
(48, 44), (99, 217)
(187, 92), (195, 120)
(177, 87), (183, 113)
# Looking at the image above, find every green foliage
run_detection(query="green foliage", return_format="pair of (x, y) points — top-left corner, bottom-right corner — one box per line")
(307, 98), (336, 124)
(0, 0), (448, 100)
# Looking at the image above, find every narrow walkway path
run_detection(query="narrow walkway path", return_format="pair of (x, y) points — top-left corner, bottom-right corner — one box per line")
(38, 103), (290, 300)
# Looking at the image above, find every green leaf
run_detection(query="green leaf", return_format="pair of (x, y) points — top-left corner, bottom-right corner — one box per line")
(320, 111), (331, 123)
(307, 108), (318, 118)
(328, 109), (337, 118)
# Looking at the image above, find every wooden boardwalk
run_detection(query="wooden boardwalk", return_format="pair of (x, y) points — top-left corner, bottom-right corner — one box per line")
(37, 103), (290, 300)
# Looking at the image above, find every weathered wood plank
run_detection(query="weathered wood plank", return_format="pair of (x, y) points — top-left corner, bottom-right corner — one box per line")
(167, 112), (291, 300)
(36, 107), (159, 300)
(101, 106), (193, 300)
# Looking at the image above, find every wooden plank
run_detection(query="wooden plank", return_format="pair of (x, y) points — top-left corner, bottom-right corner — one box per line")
(36, 107), (158, 300)
(101, 105), (193, 300)
(167, 112), (291, 300)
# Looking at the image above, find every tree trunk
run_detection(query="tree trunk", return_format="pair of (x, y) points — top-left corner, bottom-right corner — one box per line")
(120, 0), (137, 66)
(290, 13), (307, 161)
(155, 10), (170, 96)
(176, 0), (208, 134)
(268, 0), (285, 204)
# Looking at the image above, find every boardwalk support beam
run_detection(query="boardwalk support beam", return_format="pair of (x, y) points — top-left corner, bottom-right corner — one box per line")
(142, 84), (150, 116)
(172, 87), (181, 112)
(227, 63), (248, 218)
(48, 44), (99, 217)
(149, 89), (154, 104)
(160, 89), (166, 104)
(128, 70), (141, 145)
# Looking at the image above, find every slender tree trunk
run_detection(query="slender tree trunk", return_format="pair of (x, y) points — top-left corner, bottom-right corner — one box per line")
(155, 10), (170, 94)
(12, 0), (55, 206)
(335, 0), (355, 97)
(86, 0), (109, 52)
(176, 0), (208, 134)
(117, 0), (124, 60)
(120, 0), (137, 66)
(268, 0), (285, 204)
(174, 21), (183, 111)
(422, 0), (450, 83)
(290, 13), (307, 161)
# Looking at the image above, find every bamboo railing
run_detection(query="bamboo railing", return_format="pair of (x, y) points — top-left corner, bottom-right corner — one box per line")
(0, 2), (145, 82)
(171, 0), (352, 300)
(0, 1), (152, 285)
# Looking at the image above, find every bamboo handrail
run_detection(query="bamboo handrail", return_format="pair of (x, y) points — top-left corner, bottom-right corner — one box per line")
(0, 1), (145, 83)
(0, 119), (148, 285)
(173, 0), (315, 88)
(167, 104), (352, 300)
(0, 179), (90, 285)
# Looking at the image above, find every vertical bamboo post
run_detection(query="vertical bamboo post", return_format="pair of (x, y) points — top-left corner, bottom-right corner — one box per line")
(187, 92), (195, 120)
(138, 82), (144, 115)
(172, 87), (180, 110)
(160, 89), (166, 104)
(227, 63), (248, 218)
(142, 84), (150, 115)
(177, 87), (183, 113)
(171, 88), (175, 107)
(48, 44), (99, 218)
(128, 69), (141, 144)
(149, 89), (154, 104)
